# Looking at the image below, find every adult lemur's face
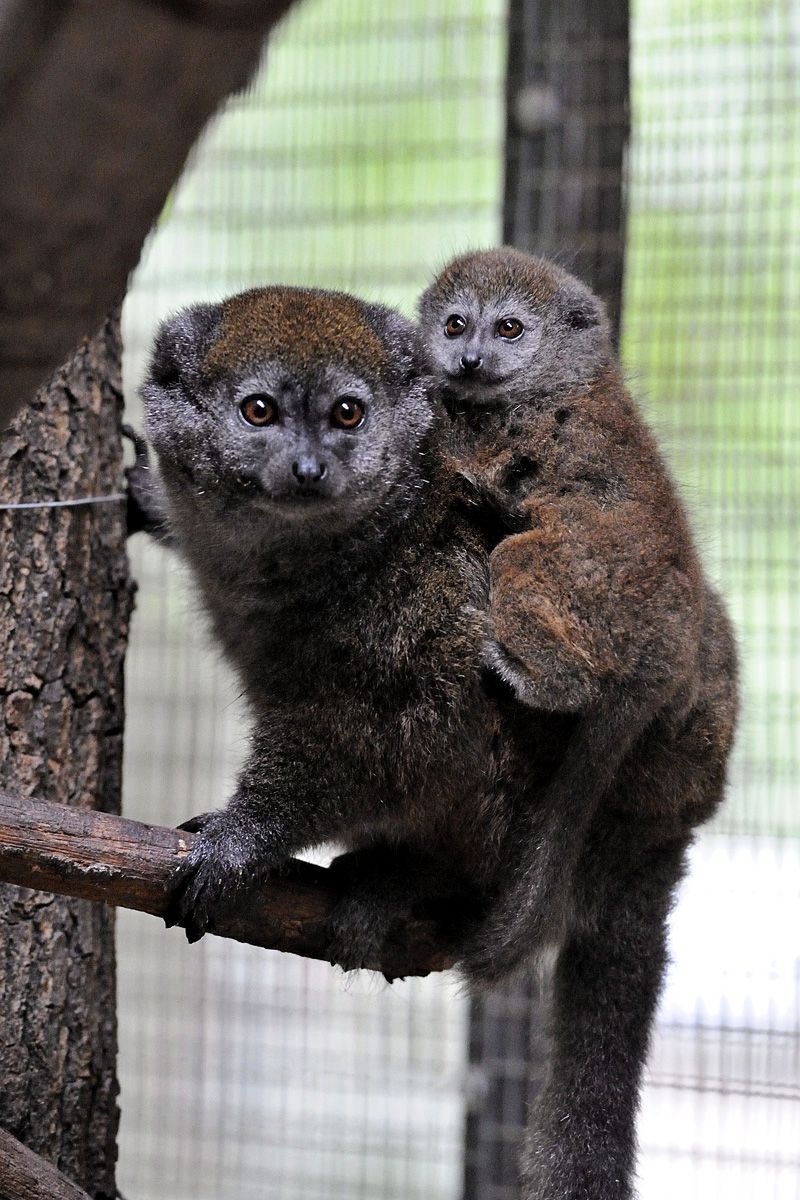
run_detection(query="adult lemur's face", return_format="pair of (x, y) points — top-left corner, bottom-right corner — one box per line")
(177, 356), (392, 516)
(418, 248), (612, 408)
(140, 287), (434, 534)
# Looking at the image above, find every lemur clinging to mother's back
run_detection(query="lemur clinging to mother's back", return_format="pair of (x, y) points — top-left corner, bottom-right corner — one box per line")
(129, 274), (737, 1200)
(416, 248), (737, 1195)
(418, 245), (737, 946)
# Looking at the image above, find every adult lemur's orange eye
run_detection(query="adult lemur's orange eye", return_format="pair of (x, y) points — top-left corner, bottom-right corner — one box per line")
(497, 318), (524, 340)
(331, 398), (365, 429)
(240, 394), (277, 426)
(445, 314), (467, 337)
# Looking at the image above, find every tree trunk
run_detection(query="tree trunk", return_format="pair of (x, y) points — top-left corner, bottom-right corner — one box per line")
(503, 0), (630, 341)
(0, 313), (134, 1199)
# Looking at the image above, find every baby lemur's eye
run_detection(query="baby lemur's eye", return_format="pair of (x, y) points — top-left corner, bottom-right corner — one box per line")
(331, 397), (365, 429)
(445, 314), (467, 337)
(497, 318), (524, 340)
(240, 394), (277, 426)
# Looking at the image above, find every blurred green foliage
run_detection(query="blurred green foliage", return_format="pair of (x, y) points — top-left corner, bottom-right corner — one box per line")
(625, 0), (800, 835)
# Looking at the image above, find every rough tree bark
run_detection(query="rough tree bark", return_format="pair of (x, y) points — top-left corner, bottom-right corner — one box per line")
(0, 314), (135, 1199)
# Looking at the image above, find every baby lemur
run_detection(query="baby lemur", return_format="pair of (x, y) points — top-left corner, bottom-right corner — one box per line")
(418, 246), (737, 1194)
(130, 276), (736, 1200)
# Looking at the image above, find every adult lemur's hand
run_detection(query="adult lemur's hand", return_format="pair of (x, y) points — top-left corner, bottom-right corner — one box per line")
(123, 424), (173, 543)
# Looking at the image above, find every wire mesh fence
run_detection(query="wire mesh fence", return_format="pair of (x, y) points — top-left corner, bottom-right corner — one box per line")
(626, 2), (800, 1195)
(118, 0), (800, 1196)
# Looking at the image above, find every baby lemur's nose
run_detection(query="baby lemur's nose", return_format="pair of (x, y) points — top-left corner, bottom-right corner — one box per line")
(292, 457), (327, 485)
(460, 353), (483, 374)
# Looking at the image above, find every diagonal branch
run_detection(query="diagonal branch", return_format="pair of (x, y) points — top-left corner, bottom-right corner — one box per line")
(0, 791), (456, 978)
(0, 1126), (92, 1200)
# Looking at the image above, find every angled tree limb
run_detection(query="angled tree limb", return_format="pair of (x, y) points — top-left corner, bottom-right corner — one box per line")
(0, 1128), (92, 1200)
(0, 791), (457, 978)
(0, 0), (298, 430)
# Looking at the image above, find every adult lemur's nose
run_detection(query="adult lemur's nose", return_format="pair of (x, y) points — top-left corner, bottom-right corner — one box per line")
(292, 457), (327, 485)
(460, 353), (483, 374)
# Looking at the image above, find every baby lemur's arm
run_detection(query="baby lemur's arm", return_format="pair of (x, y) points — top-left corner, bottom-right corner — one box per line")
(484, 493), (697, 714)
(464, 492), (699, 984)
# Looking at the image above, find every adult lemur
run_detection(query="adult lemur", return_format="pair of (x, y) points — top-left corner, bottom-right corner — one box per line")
(130, 278), (736, 1200)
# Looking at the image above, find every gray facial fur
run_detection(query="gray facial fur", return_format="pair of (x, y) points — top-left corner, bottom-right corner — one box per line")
(418, 246), (612, 406)
(140, 297), (435, 547)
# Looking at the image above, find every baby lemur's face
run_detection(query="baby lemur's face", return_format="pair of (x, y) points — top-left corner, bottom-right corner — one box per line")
(141, 287), (434, 535)
(418, 248), (612, 408)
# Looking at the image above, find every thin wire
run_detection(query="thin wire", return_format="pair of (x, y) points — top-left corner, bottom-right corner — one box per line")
(0, 493), (126, 511)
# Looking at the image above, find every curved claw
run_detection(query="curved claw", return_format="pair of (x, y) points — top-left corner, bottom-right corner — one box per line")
(162, 829), (228, 941)
(326, 933), (375, 974)
(177, 811), (217, 834)
(163, 853), (217, 941)
(326, 894), (400, 973)
(123, 425), (173, 542)
(162, 812), (276, 944)
(122, 423), (150, 462)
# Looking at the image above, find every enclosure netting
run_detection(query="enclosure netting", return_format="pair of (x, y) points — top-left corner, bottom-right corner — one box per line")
(118, 0), (800, 1197)
(626, 2), (800, 1194)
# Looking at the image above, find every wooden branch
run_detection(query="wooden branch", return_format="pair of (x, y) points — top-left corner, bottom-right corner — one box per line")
(0, 791), (456, 978)
(0, 1127), (91, 1200)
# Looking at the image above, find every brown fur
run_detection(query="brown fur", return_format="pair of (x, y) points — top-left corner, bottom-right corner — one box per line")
(134, 270), (738, 1200)
(417, 254), (738, 1198)
(432, 245), (562, 310)
(419, 252), (737, 816)
(203, 286), (388, 379)
(462, 362), (707, 718)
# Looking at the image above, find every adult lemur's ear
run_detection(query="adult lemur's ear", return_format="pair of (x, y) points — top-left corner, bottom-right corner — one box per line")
(146, 303), (223, 394)
(363, 302), (429, 387)
(557, 280), (606, 332)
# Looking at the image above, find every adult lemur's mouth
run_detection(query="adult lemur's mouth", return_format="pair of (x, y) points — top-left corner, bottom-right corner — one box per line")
(276, 488), (329, 504)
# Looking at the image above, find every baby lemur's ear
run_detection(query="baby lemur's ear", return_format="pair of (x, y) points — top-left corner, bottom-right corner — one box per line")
(146, 303), (223, 395)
